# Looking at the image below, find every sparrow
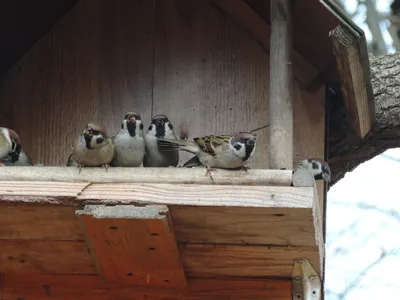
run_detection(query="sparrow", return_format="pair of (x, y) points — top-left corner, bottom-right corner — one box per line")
(157, 132), (257, 179)
(110, 112), (145, 167)
(294, 158), (331, 183)
(143, 114), (179, 167)
(68, 122), (115, 172)
(0, 127), (32, 166)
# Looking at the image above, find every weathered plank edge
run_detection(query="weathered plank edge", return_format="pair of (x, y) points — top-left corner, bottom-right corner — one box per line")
(0, 167), (292, 186)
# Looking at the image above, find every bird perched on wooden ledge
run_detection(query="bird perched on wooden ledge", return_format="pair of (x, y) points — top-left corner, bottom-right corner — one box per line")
(110, 112), (145, 167)
(157, 132), (257, 180)
(0, 127), (32, 166)
(294, 157), (331, 184)
(67, 122), (115, 172)
(143, 114), (179, 168)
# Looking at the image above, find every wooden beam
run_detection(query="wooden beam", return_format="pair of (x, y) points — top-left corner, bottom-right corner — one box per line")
(330, 24), (376, 138)
(0, 240), (321, 278)
(2, 275), (292, 300)
(0, 203), (320, 246)
(0, 182), (314, 208)
(76, 204), (187, 287)
(0, 166), (293, 186)
(213, 0), (319, 87)
(268, 0), (293, 170)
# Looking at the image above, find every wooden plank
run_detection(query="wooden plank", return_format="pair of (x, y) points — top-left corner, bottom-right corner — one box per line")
(330, 24), (375, 138)
(0, 240), (320, 278)
(268, 0), (293, 170)
(0, 240), (96, 275)
(0, 181), (89, 204)
(78, 184), (314, 208)
(0, 0), (155, 166)
(152, 0), (270, 169)
(182, 243), (320, 278)
(0, 204), (84, 240)
(76, 205), (187, 287)
(2, 275), (292, 300)
(0, 167), (293, 186)
(170, 206), (317, 246)
(0, 204), (318, 246)
(0, 182), (315, 208)
(213, 0), (319, 87)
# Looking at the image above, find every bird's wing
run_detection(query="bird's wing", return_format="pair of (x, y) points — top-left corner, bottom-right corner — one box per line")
(193, 135), (231, 157)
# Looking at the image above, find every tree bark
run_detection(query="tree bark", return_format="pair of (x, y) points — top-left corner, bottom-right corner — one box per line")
(328, 52), (400, 186)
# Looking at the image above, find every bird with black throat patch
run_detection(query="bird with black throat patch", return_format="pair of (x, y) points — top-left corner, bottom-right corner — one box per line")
(294, 157), (331, 184)
(0, 127), (32, 166)
(143, 114), (179, 167)
(110, 112), (145, 167)
(67, 122), (115, 172)
(157, 132), (257, 179)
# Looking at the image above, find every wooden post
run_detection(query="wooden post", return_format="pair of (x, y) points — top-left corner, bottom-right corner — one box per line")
(268, 0), (293, 170)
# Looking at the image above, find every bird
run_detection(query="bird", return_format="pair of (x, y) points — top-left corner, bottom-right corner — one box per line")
(157, 132), (257, 179)
(294, 157), (331, 183)
(143, 114), (179, 167)
(67, 122), (115, 172)
(0, 127), (32, 166)
(109, 112), (145, 167)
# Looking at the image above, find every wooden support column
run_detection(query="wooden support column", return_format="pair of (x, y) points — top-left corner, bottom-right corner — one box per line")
(76, 204), (187, 288)
(268, 0), (293, 170)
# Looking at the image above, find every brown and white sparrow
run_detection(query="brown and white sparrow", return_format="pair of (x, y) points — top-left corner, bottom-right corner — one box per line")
(158, 132), (257, 178)
(67, 122), (115, 172)
(110, 112), (145, 167)
(294, 157), (331, 183)
(143, 114), (179, 167)
(0, 127), (32, 166)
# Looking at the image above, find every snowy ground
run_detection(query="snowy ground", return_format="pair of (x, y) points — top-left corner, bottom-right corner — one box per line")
(325, 148), (400, 299)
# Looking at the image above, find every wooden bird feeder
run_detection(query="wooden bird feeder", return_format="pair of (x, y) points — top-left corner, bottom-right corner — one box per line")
(0, 0), (374, 299)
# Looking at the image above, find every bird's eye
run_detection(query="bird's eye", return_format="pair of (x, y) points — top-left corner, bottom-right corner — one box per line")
(124, 114), (129, 119)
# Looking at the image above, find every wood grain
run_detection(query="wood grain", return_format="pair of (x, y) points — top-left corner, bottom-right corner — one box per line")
(0, 0), (155, 166)
(0, 204), (84, 240)
(0, 240), (96, 274)
(2, 275), (292, 300)
(152, 0), (270, 168)
(0, 240), (320, 278)
(0, 167), (293, 186)
(182, 243), (321, 278)
(77, 184), (315, 209)
(268, 0), (293, 170)
(76, 205), (187, 287)
(170, 206), (317, 246)
(213, 0), (318, 86)
(0, 203), (318, 246)
(330, 24), (375, 138)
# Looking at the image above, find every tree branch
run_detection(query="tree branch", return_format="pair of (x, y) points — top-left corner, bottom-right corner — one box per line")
(328, 52), (400, 186)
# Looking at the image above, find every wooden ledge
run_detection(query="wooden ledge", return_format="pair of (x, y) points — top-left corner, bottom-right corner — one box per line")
(0, 166), (292, 186)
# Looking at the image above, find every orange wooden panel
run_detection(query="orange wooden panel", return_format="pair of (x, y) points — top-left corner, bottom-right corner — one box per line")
(77, 205), (187, 287)
(2, 274), (292, 300)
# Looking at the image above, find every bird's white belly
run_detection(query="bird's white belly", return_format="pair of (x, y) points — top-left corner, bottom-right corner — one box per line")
(113, 135), (145, 167)
(74, 141), (114, 166)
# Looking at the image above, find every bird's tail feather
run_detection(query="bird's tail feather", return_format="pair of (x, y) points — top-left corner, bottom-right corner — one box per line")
(157, 138), (199, 154)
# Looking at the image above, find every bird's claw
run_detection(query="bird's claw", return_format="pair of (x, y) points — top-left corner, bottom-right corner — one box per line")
(205, 165), (215, 180)
(240, 166), (250, 173)
(102, 164), (110, 172)
(78, 163), (84, 174)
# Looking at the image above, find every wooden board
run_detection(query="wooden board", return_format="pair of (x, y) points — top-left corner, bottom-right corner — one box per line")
(0, 203), (318, 246)
(0, 240), (320, 278)
(0, 0), (155, 166)
(76, 205), (187, 287)
(2, 275), (292, 300)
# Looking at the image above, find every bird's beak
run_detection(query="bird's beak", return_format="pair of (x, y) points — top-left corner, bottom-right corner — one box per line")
(322, 172), (331, 183)
(84, 130), (93, 138)
(128, 116), (136, 123)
